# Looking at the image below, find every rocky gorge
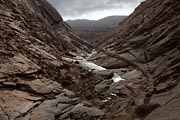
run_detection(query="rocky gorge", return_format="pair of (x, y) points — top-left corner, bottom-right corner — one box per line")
(0, 0), (180, 120)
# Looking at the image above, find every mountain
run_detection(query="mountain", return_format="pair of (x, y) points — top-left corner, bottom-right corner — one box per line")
(66, 19), (95, 28)
(1, 0), (180, 119)
(89, 0), (180, 119)
(66, 16), (126, 45)
(0, 0), (103, 120)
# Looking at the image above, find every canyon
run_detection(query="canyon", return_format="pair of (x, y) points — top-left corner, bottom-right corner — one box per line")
(0, 0), (180, 120)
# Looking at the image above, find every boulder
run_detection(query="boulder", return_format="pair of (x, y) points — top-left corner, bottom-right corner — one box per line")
(0, 53), (40, 75)
(0, 90), (41, 120)
(70, 104), (105, 116)
(95, 79), (113, 92)
(17, 78), (62, 94)
(121, 70), (143, 80)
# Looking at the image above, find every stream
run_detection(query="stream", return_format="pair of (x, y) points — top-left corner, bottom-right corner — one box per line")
(62, 51), (125, 82)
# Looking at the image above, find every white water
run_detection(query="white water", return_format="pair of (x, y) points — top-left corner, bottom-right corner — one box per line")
(62, 51), (124, 82)
(112, 73), (124, 82)
(62, 56), (106, 71)
(79, 61), (107, 71)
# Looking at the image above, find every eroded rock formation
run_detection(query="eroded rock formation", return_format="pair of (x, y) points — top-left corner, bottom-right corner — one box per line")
(0, 0), (104, 120)
(0, 0), (180, 120)
(90, 0), (180, 119)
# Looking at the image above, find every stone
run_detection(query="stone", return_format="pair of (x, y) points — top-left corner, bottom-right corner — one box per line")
(29, 94), (77, 120)
(121, 70), (143, 80)
(0, 79), (6, 83)
(3, 82), (16, 86)
(145, 97), (180, 120)
(55, 94), (78, 103)
(95, 79), (113, 92)
(134, 96), (146, 106)
(30, 99), (61, 120)
(0, 107), (8, 120)
(70, 104), (105, 116)
(0, 53), (40, 75)
(155, 80), (177, 93)
(110, 82), (134, 96)
(62, 89), (76, 97)
(0, 90), (41, 120)
(150, 83), (180, 105)
(12, 90), (43, 101)
(18, 78), (62, 94)
(112, 68), (130, 75)
(0, 73), (5, 79)
(94, 70), (113, 78)
(0, 0), (180, 119)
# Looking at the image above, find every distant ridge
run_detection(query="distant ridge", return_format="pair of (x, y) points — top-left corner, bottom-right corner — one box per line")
(66, 15), (126, 45)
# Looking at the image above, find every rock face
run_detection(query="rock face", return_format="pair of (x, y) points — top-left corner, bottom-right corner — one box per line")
(0, 0), (92, 55)
(0, 0), (104, 120)
(89, 0), (180, 119)
(91, 0), (180, 81)
(66, 16), (126, 45)
(1, 0), (180, 120)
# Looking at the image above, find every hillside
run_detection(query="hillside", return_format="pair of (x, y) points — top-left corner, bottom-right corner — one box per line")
(90, 0), (180, 119)
(0, 0), (101, 120)
(66, 16), (126, 44)
(1, 0), (180, 120)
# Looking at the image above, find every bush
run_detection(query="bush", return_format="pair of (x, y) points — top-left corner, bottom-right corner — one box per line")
(135, 103), (160, 117)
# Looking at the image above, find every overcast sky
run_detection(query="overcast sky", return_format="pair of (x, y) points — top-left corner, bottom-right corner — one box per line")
(48, 0), (144, 20)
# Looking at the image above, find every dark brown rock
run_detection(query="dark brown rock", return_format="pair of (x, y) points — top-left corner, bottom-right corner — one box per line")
(0, 53), (40, 75)
(150, 83), (180, 105)
(95, 79), (113, 92)
(0, 0), (180, 119)
(145, 97), (180, 120)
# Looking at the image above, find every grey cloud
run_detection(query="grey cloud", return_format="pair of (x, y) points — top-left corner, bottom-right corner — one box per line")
(48, 0), (144, 17)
